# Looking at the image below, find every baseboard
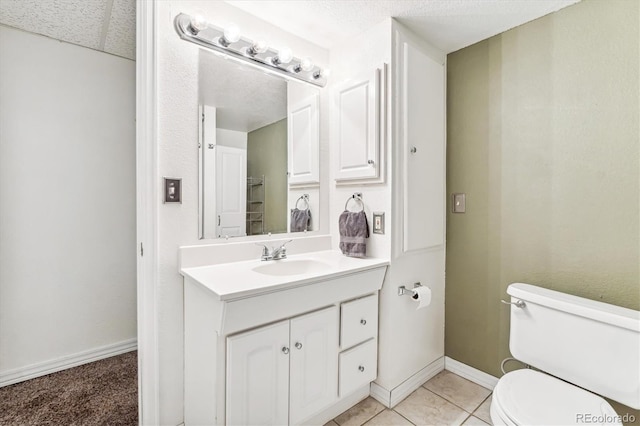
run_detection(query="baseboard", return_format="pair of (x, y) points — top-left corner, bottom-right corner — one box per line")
(303, 385), (370, 425)
(370, 381), (392, 408)
(444, 356), (499, 390)
(0, 338), (137, 388)
(370, 356), (445, 408)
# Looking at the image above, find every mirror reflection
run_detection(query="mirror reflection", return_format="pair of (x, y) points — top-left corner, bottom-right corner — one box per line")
(198, 50), (319, 239)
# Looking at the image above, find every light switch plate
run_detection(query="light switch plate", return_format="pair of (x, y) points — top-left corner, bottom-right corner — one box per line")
(452, 193), (466, 213)
(373, 212), (385, 234)
(164, 178), (182, 203)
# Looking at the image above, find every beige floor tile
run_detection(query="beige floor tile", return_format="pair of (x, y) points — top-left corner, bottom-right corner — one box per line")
(423, 371), (492, 412)
(324, 421), (340, 426)
(394, 387), (468, 426)
(472, 396), (492, 424)
(364, 409), (414, 426)
(334, 397), (386, 426)
(462, 415), (490, 425)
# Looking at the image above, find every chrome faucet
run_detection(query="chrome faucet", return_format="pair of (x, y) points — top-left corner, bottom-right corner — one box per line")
(256, 240), (293, 261)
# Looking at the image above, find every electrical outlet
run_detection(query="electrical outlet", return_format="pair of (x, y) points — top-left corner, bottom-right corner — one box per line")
(373, 212), (385, 234)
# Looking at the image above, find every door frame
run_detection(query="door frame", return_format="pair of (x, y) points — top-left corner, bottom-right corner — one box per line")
(136, 0), (160, 424)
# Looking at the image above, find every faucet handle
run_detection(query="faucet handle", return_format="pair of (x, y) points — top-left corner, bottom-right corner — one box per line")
(279, 239), (293, 249)
(255, 243), (270, 257)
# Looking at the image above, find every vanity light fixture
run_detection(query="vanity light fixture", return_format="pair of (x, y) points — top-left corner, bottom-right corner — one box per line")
(188, 14), (208, 35)
(246, 40), (268, 56)
(174, 12), (328, 87)
(294, 57), (314, 73)
(313, 68), (331, 80)
(219, 23), (240, 47)
(271, 47), (293, 66)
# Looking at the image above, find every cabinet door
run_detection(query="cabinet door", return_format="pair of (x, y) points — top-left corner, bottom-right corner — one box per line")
(289, 306), (339, 424)
(399, 37), (445, 252)
(334, 68), (381, 182)
(288, 93), (320, 185)
(226, 321), (290, 426)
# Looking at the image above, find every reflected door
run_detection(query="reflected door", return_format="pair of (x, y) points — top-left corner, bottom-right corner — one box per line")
(215, 146), (247, 237)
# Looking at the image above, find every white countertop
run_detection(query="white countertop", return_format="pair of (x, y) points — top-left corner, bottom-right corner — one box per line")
(180, 250), (389, 301)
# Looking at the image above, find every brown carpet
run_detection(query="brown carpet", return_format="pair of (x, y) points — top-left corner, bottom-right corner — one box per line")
(0, 351), (137, 426)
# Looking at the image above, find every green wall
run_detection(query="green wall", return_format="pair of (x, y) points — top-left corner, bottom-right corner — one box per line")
(247, 119), (287, 234)
(446, 0), (639, 419)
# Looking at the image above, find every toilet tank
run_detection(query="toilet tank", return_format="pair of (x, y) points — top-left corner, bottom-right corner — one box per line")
(507, 283), (640, 410)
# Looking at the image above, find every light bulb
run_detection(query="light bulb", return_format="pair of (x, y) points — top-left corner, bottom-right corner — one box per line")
(189, 14), (207, 34)
(295, 57), (314, 73)
(273, 47), (293, 66)
(313, 68), (331, 80)
(247, 40), (268, 56)
(223, 23), (241, 43)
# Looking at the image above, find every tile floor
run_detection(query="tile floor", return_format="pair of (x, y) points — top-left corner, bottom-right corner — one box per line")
(327, 370), (493, 426)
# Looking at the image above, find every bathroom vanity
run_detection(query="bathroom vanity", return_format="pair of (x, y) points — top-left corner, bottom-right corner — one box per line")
(180, 250), (388, 425)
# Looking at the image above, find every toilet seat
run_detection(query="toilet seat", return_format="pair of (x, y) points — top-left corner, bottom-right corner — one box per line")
(491, 369), (622, 426)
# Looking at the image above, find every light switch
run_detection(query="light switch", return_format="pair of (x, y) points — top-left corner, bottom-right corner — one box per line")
(452, 193), (466, 213)
(164, 178), (182, 203)
(373, 212), (385, 234)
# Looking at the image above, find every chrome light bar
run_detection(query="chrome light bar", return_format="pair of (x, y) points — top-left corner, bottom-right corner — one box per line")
(174, 13), (328, 88)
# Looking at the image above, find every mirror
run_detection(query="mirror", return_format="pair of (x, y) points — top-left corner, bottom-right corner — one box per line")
(198, 50), (320, 239)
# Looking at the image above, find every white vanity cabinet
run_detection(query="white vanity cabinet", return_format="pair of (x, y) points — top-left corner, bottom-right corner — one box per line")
(181, 252), (388, 426)
(226, 306), (339, 425)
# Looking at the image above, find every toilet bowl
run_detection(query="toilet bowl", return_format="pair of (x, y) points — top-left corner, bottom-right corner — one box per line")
(491, 283), (640, 426)
(490, 369), (621, 426)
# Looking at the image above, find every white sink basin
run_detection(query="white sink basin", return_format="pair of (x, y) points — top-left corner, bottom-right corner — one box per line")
(252, 259), (331, 276)
(180, 249), (389, 301)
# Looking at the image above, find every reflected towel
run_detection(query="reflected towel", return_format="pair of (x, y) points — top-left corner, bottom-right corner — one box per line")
(290, 208), (311, 232)
(338, 211), (369, 257)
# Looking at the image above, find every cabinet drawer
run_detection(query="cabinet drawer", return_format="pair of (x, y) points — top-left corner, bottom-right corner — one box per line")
(339, 339), (377, 397)
(341, 294), (377, 349)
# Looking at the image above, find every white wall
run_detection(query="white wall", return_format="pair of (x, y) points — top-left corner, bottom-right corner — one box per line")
(0, 27), (136, 380)
(216, 128), (247, 149)
(155, 2), (329, 423)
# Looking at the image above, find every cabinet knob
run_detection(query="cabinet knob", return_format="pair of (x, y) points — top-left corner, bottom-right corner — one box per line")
(282, 347), (289, 354)
(358, 365), (365, 372)
(360, 319), (367, 325)
(295, 342), (303, 350)
(410, 147), (417, 154)
(368, 160), (375, 165)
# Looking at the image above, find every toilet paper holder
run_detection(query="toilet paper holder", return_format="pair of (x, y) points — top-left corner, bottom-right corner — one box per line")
(398, 282), (422, 297)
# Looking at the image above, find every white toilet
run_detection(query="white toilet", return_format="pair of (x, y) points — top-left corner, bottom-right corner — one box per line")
(491, 283), (640, 426)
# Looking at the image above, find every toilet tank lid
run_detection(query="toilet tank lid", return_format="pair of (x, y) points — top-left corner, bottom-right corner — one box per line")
(508, 283), (640, 332)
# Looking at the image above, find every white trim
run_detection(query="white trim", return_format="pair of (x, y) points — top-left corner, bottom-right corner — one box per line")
(0, 339), (137, 387)
(136, 0), (160, 425)
(370, 357), (445, 408)
(445, 356), (499, 390)
(370, 381), (392, 408)
(303, 384), (370, 425)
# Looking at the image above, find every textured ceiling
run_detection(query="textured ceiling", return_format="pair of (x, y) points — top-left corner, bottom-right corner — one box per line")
(225, 0), (581, 53)
(0, 0), (135, 60)
(0, 0), (580, 62)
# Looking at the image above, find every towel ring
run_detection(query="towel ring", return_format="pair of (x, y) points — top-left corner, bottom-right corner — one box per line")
(344, 193), (364, 212)
(295, 194), (309, 210)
